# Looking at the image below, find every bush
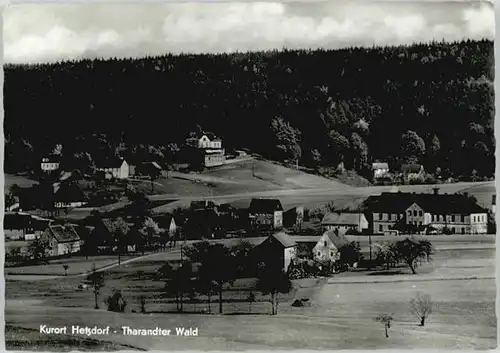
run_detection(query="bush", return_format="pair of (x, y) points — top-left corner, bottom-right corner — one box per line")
(106, 290), (127, 312)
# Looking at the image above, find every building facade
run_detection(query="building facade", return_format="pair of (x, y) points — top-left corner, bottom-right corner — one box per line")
(95, 158), (130, 180)
(248, 198), (284, 231)
(321, 212), (369, 234)
(366, 189), (488, 235)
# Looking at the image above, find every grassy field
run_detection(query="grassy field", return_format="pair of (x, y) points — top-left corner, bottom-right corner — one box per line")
(5, 240), (496, 350)
(5, 173), (38, 191)
(5, 254), (140, 276)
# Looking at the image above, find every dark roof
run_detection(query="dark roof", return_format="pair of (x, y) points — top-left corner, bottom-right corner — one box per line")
(54, 183), (87, 203)
(365, 192), (487, 214)
(325, 231), (349, 248)
(321, 212), (365, 225)
(46, 224), (81, 243)
(261, 232), (296, 248)
(4, 213), (51, 230)
(94, 155), (126, 169)
(401, 164), (424, 174)
(249, 198), (283, 214)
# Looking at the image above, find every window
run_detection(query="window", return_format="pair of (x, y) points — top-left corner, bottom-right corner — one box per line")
(379, 225), (383, 232)
(419, 211), (423, 217)
(462, 228), (465, 234)
(413, 210), (417, 217)
(324, 241), (327, 247)
(330, 252), (334, 257)
(317, 251), (321, 257)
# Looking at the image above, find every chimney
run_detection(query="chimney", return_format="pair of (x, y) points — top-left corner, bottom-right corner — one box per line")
(432, 187), (439, 195)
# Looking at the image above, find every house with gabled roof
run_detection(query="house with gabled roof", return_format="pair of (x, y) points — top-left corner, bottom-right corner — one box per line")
(94, 155), (130, 180)
(53, 182), (88, 209)
(313, 230), (349, 271)
(186, 131), (226, 168)
(365, 188), (488, 235)
(372, 162), (389, 180)
(4, 212), (52, 241)
(41, 155), (61, 172)
(321, 212), (369, 234)
(401, 163), (425, 183)
(248, 198), (284, 231)
(256, 232), (297, 273)
(40, 224), (82, 256)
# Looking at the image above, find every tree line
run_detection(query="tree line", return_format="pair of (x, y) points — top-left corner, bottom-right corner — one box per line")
(4, 39), (494, 180)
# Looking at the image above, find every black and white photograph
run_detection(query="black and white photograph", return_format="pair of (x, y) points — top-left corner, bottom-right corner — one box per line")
(3, 1), (496, 350)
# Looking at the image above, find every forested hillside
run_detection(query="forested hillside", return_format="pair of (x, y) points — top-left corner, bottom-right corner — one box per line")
(4, 39), (494, 180)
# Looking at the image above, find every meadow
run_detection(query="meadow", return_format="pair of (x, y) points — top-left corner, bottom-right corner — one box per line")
(5, 238), (496, 350)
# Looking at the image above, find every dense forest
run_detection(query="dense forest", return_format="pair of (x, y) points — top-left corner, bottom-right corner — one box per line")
(4, 39), (495, 180)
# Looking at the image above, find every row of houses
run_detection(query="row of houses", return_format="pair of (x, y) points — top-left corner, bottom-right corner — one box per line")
(40, 132), (227, 177)
(372, 162), (425, 182)
(319, 188), (492, 235)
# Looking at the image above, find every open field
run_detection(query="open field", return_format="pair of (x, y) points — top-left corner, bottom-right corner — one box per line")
(5, 173), (38, 191)
(151, 180), (495, 213)
(5, 239), (496, 350)
(5, 254), (140, 276)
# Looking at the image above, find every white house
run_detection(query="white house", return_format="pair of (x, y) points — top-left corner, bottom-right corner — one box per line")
(41, 157), (60, 172)
(312, 230), (349, 266)
(4, 212), (51, 241)
(321, 212), (369, 234)
(40, 224), (82, 257)
(95, 157), (130, 180)
(367, 188), (489, 235)
(372, 162), (389, 179)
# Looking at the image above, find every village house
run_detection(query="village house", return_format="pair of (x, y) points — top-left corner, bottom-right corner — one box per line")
(321, 212), (369, 234)
(365, 188), (488, 235)
(401, 163), (425, 183)
(40, 224), (82, 257)
(4, 212), (52, 241)
(248, 198), (284, 231)
(372, 162), (389, 180)
(189, 132), (226, 168)
(256, 232), (297, 273)
(53, 182), (88, 209)
(94, 156), (130, 180)
(312, 230), (349, 271)
(41, 156), (61, 172)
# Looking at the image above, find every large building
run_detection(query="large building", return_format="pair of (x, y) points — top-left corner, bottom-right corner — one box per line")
(248, 198), (284, 231)
(364, 188), (489, 235)
(187, 132), (226, 168)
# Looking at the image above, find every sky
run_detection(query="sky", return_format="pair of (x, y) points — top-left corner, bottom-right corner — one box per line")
(3, 1), (495, 64)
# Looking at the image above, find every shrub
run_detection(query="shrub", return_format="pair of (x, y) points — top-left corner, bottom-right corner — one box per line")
(106, 290), (127, 313)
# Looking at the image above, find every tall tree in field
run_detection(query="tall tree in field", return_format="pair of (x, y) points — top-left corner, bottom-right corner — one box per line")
(141, 217), (160, 253)
(256, 264), (293, 315)
(161, 263), (194, 312)
(393, 238), (434, 274)
(88, 263), (105, 309)
(410, 293), (433, 326)
(110, 217), (130, 266)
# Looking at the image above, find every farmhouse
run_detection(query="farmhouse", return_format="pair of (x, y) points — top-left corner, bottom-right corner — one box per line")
(4, 212), (52, 241)
(190, 132), (226, 168)
(401, 163), (425, 182)
(53, 182), (88, 209)
(256, 232), (297, 273)
(40, 224), (82, 257)
(41, 156), (61, 172)
(248, 198), (284, 231)
(321, 212), (369, 234)
(372, 162), (389, 179)
(94, 156), (130, 180)
(365, 188), (488, 235)
(312, 230), (349, 270)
